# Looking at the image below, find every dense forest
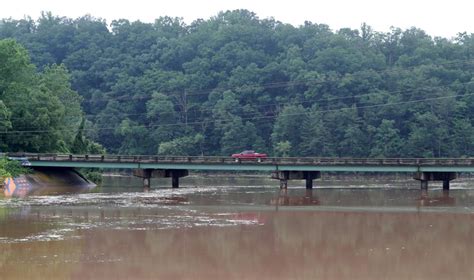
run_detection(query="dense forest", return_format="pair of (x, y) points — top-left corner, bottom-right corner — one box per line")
(0, 10), (473, 158)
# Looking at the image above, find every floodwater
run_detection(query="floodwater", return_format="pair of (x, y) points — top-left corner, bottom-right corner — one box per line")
(1, 176), (473, 280)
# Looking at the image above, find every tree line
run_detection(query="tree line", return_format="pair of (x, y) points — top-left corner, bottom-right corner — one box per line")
(0, 10), (473, 157)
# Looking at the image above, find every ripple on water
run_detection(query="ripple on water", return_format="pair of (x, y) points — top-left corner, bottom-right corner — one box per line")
(0, 187), (219, 208)
(0, 186), (265, 244)
(0, 210), (263, 244)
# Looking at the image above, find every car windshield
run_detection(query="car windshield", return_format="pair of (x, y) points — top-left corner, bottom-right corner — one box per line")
(242, 150), (255, 154)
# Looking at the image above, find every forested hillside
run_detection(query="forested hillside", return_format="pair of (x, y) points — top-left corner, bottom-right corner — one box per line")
(0, 10), (473, 157)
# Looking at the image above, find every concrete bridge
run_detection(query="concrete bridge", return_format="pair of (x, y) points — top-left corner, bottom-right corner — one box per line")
(8, 153), (474, 190)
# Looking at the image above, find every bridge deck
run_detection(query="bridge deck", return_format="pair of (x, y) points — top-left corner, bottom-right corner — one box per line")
(8, 153), (474, 172)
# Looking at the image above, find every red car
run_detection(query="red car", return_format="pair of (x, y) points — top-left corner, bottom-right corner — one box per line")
(231, 150), (267, 160)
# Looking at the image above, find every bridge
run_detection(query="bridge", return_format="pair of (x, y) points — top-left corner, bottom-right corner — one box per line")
(7, 153), (474, 190)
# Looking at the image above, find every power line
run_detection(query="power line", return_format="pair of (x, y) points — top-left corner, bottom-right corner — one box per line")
(2, 87), (473, 135)
(4, 79), (473, 125)
(77, 58), (474, 104)
(4, 58), (458, 110)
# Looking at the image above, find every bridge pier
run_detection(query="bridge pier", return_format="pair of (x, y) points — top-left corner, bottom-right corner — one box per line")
(133, 169), (153, 191)
(143, 177), (151, 191)
(443, 180), (450, 190)
(169, 170), (188, 188)
(413, 172), (457, 190)
(420, 180), (428, 190)
(272, 171), (321, 189)
(133, 169), (188, 189)
(304, 171), (320, 189)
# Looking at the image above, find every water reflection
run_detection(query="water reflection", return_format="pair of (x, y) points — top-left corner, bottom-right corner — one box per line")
(417, 190), (456, 207)
(271, 189), (320, 207)
(133, 195), (189, 206)
(0, 181), (473, 279)
(1, 209), (473, 279)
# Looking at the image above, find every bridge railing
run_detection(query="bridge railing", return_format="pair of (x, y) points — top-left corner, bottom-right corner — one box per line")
(6, 153), (474, 166)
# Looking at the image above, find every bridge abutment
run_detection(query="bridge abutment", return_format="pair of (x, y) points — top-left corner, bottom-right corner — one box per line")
(413, 172), (457, 190)
(272, 171), (321, 189)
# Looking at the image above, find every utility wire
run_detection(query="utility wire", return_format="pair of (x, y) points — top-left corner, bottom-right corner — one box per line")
(4, 79), (473, 124)
(2, 87), (473, 135)
(5, 58), (466, 109)
(80, 58), (474, 102)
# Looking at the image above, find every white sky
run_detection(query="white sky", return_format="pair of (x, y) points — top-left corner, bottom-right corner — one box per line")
(1, 0), (473, 39)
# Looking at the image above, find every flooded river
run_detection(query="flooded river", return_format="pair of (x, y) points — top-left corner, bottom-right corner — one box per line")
(1, 176), (473, 279)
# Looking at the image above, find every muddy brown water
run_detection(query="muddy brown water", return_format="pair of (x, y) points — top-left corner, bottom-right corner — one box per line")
(1, 176), (473, 279)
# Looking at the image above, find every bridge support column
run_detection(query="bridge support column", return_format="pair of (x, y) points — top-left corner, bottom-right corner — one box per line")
(133, 169), (152, 191)
(304, 171), (320, 189)
(420, 180), (428, 190)
(133, 169), (188, 189)
(171, 174), (179, 188)
(168, 170), (188, 188)
(171, 172), (179, 189)
(271, 171), (289, 189)
(272, 171), (321, 189)
(443, 180), (450, 190)
(414, 172), (457, 190)
(143, 178), (151, 191)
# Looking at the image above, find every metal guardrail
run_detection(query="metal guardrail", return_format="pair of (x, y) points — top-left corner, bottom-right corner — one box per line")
(6, 153), (474, 166)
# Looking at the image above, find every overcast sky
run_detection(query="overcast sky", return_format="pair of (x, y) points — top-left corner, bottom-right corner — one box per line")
(1, 0), (472, 39)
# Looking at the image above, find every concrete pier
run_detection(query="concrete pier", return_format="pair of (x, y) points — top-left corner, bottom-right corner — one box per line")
(133, 169), (188, 189)
(133, 169), (153, 191)
(304, 171), (320, 189)
(272, 171), (321, 189)
(143, 177), (151, 191)
(413, 172), (457, 190)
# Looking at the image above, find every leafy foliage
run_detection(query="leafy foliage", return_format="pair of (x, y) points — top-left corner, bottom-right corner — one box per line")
(0, 11), (473, 157)
(0, 39), (103, 154)
(0, 157), (30, 183)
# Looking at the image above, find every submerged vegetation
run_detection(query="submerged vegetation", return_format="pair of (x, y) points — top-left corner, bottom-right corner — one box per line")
(0, 157), (30, 185)
(80, 169), (103, 185)
(0, 10), (473, 157)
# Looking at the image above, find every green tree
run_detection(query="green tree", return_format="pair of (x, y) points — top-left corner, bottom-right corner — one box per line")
(39, 64), (83, 146)
(301, 106), (332, 156)
(146, 92), (180, 149)
(274, 141), (291, 157)
(219, 117), (264, 155)
(1, 12), (472, 158)
(405, 112), (449, 157)
(0, 157), (29, 184)
(0, 101), (11, 150)
(158, 134), (204, 156)
(71, 117), (105, 154)
(0, 39), (100, 153)
(369, 119), (402, 157)
(271, 105), (307, 156)
(451, 119), (474, 157)
(116, 118), (150, 155)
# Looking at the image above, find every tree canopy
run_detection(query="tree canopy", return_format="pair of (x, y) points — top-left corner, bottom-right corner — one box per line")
(0, 38), (103, 153)
(0, 10), (473, 157)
